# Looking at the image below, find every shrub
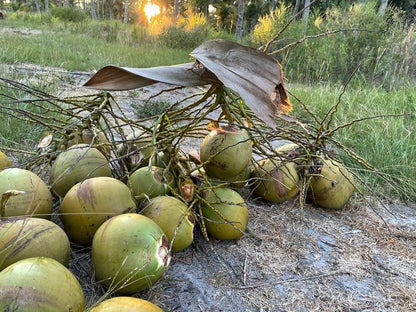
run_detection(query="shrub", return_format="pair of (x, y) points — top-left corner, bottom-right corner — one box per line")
(155, 8), (211, 50)
(50, 6), (86, 23)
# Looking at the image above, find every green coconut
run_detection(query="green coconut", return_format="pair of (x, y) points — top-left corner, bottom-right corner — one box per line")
(252, 159), (300, 203)
(200, 125), (252, 181)
(141, 196), (195, 252)
(0, 151), (11, 170)
(49, 144), (112, 197)
(201, 187), (248, 240)
(92, 213), (171, 294)
(308, 159), (355, 210)
(118, 131), (153, 170)
(129, 166), (176, 200)
(0, 257), (85, 312)
(59, 177), (136, 245)
(0, 168), (53, 219)
(0, 217), (70, 271)
(90, 297), (164, 312)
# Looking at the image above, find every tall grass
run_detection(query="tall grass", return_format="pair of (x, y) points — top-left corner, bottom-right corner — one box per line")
(249, 1), (415, 87)
(290, 83), (416, 198)
(0, 21), (191, 70)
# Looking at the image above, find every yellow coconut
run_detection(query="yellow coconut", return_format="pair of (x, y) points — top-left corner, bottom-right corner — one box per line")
(90, 297), (164, 312)
(142, 196), (195, 252)
(201, 187), (248, 240)
(0, 217), (70, 271)
(200, 125), (252, 181)
(0, 257), (85, 312)
(59, 177), (136, 245)
(92, 213), (171, 294)
(49, 144), (112, 197)
(252, 159), (300, 203)
(308, 159), (355, 210)
(0, 168), (53, 219)
(0, 151), (12, 170)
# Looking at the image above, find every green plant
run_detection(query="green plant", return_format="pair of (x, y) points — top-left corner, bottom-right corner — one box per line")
(49, 6), (86, 23)
(133, 100), (172, 118)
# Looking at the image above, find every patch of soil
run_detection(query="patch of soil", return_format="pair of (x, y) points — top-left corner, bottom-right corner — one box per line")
(2, 64), (416, 311)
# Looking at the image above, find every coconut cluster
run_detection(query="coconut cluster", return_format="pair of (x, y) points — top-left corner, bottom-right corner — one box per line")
(0, 116), (355, 310)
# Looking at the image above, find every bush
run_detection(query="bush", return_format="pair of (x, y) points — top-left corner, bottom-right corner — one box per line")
(154, 8), (212, 50)
(50, 6), (86, 23)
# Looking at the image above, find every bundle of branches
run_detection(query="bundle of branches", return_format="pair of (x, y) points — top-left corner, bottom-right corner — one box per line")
(0, 36), (410, 242)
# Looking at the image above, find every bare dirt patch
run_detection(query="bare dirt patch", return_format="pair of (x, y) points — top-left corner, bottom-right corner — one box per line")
(2, 64), (416, 311)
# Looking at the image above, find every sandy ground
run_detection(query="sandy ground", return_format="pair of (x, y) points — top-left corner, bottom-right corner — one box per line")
(2, 63), (416, 312)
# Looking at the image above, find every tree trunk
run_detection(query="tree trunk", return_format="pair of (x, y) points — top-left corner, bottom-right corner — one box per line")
(34, 0), (41, 14)
(123, 0), (128, 23)
(378, 0), (388, 16)
(45, 0), (49, 11)
(91, 0), (97, 20)
(174, 0), (179, 17)
(302, 0), (310, 33)
(270, 0), (276, 14)
(293, 0), (301, 17)
(236, 0), (245, 39)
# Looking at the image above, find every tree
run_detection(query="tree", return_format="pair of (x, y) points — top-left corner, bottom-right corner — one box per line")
(302, 0), (310, 33)
(174, 0), (179, 17)
(378, 0), (388, 16)
(293, 0), (301, 16)
(123, 0), (129, 23)
(236, 0), (245, 38)
(270, 0), (276, 14)
(91, 0), (97, 20)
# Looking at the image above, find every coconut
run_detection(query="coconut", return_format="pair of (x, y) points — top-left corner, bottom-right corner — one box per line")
(0, 257), (85, 312)
(92, 213), (171, 294)
(200, 125), (252, 181)
(0, 151), (11, 170)
(142, 196), (195, 252)
(201, 187), (248, 240)
(252, 159), (300, 203)
(0, 217), (70, 271)
(129, 166), (176, 200)
(59, 177), (136, 245)
(0, 168), (53, 219)
(117, 131), (153, 170)
(308, 159), (355, 210)
(49, 144), (112, 197)
(90, 297), (164, 312)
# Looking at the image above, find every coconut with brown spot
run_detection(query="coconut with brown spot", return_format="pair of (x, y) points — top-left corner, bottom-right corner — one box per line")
(59, 177), (136, 245)
(92, 213), (171, 294)
(141, 196), (195, 252)
(0, 217), (70, 271)
(49, 144), (112, 197)
(201, 187), (248, 240)
(0, 168), (53, 219)
(200, 125), (252, 181)
(0, 257), (85, 312)
(308, 158), (355, 210)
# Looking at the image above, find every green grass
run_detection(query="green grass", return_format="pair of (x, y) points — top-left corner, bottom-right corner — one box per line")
(0, 20), (191, 71)
(289, 83), (416, 198)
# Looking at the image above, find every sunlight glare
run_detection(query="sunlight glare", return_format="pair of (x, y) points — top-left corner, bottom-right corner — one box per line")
(144, 1), (161, 23)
